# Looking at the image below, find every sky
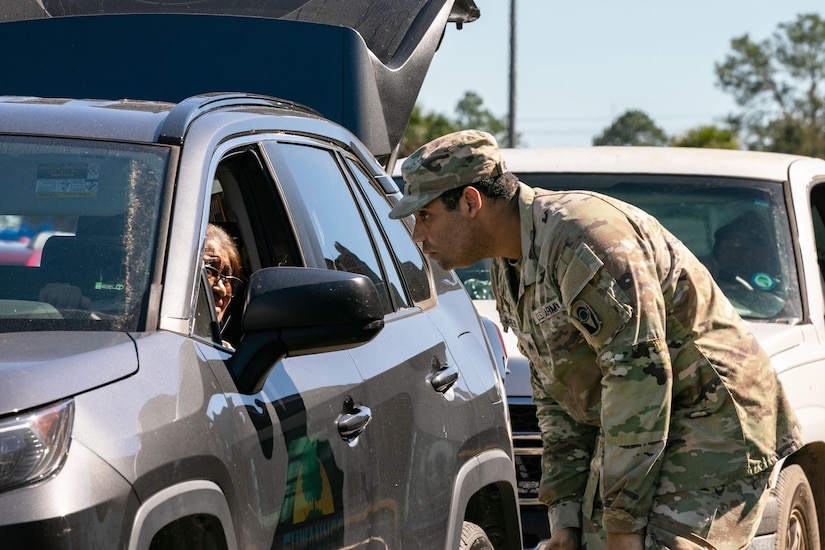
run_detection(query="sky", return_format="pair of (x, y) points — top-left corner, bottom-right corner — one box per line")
(415, 1), (825, 148)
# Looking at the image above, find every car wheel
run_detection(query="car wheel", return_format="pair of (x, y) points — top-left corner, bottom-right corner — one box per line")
(460, 521), (495, 550)
(775, 464), (820, 550)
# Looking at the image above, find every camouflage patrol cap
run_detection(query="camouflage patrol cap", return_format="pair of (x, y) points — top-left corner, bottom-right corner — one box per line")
(388, 129), (506, 219)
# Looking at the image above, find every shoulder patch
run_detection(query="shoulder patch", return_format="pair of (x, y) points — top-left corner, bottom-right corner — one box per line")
(571, 299), (601, 335)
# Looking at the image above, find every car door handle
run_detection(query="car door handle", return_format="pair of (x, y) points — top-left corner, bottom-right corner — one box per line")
(429, 358), (460, 394)
(337, 397), (372, 443)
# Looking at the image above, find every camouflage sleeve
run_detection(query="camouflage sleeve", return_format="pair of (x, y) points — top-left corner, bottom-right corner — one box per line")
(532, 371), (599, 532)
(490, 256), (599, 532)
(551, 207), (673, 534)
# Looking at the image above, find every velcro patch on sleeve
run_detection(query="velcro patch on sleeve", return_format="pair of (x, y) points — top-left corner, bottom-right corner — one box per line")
(560, 244), (631, 350)
(559, 243), (603, 301)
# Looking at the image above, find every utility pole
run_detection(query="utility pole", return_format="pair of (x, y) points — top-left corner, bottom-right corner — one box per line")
(507, 0), (517, 148)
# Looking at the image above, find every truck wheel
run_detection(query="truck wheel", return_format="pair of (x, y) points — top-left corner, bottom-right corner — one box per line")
(774, 464), (820, 550)
(460, 521), (494, 550)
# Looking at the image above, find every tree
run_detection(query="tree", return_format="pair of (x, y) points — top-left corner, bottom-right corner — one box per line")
(399, 104), (458, 157)
(454, 91), (510, 146)
(592, 110), (668, 146)
(715, 13), (825, 156)
(671, 125), (739, 149)
(401, 91), (512, 156)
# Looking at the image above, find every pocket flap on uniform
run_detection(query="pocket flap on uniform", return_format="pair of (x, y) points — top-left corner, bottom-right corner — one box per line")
(559, 243), (603, 303)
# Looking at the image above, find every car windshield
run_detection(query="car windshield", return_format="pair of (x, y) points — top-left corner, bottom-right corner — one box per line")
(457, 173), (801, 323)
(0, 136), (169, 332)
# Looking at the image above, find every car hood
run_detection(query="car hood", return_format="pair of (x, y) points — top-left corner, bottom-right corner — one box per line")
(0, 332), (137, 416)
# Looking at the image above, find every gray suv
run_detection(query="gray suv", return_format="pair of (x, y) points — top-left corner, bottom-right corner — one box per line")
(0, 4), (521, 549)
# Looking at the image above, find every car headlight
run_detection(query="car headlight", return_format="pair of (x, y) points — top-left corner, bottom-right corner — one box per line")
(0, 399), (74, 492)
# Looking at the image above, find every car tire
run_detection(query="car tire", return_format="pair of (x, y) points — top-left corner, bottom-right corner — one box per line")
(460, 521), (495, 550)
(774, 464), (820, 550)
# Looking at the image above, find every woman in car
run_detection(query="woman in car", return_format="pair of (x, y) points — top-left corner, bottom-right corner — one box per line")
(203, 223), (243, 331)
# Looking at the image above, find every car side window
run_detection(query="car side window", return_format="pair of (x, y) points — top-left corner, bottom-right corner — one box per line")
(345, 157), (432, 306)
(272, 143), (394, 315)
(192, 148), (303, 347)
(810, 182), (825, 283)
(193, 273), (220, 342)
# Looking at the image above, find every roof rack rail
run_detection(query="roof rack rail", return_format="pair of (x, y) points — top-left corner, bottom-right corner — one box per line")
(158, 92), (319, 145)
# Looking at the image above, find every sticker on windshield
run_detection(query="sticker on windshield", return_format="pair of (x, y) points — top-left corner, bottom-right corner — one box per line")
(95, 282), (124, 291)
(751, 272), (776, 291)
(35, 163), (99, 197)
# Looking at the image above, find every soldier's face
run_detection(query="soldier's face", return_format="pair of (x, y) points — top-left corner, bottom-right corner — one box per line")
(411, 197), (476, 271)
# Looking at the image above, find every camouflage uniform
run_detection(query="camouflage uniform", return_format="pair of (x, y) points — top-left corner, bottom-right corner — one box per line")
(388, 129), (803, 545)
(490, 183), (802, 543)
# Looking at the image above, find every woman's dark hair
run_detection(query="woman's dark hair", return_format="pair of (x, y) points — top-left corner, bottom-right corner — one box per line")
(439, 171), (519, 211)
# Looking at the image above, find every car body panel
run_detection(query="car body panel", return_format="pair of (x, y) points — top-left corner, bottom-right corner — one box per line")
(499, 146), (801, 181)
(0, 98), (520, 549)
(0, 332), (138, 415)
(0, 4), (522, 549)
(0, 241), (35, 265)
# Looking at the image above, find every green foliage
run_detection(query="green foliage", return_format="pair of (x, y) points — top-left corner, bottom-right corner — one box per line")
(400, 105), (458, 157)
(454, 91), (509, 143)
(592, 110), (668, 146)
(401, 91), (512, 156)
(715, 13), (825, 156)
(671, 125), (739, 149)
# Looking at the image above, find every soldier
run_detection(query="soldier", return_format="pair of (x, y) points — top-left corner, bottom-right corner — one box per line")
(389, 130), (802, 549)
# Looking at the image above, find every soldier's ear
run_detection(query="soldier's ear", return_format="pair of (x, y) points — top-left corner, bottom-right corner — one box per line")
(462, 186), (483, 218)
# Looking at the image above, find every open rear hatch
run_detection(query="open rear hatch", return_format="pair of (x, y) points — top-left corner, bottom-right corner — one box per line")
(0, 0), (480, 164)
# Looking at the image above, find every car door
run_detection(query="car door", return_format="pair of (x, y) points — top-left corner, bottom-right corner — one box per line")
(261, 139), (494, 548)
(195, 145), (375, 549)
(344, 155), (508, 546)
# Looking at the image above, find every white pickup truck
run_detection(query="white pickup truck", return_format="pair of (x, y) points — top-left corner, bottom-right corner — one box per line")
(439, 146), (825, 549)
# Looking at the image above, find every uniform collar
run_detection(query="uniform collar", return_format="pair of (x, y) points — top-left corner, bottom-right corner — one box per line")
(514, 182), (539, 292)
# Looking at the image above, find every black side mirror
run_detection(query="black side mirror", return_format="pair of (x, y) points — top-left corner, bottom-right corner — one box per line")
(229, 267), (384, 393)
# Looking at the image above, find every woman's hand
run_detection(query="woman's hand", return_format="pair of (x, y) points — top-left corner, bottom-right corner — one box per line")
(39, 283), (91, 310)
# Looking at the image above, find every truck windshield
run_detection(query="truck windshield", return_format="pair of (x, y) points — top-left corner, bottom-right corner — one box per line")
(458, 173), (801, 323)
(0, 136), (169, 332)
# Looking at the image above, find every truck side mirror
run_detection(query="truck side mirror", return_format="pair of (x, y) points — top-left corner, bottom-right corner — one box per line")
(229, 267), (385, 393)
